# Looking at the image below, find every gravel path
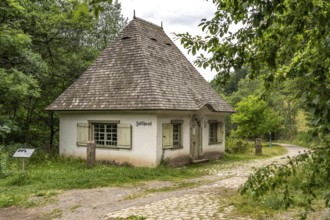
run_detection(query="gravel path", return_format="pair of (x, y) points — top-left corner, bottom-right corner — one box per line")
(0, 144), (306, 220)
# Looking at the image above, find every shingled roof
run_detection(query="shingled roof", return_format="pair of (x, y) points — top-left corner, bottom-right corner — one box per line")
(47, 17), (234, 112)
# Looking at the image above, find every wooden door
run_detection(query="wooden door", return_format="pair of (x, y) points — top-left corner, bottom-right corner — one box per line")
(190, 116), (201, 159)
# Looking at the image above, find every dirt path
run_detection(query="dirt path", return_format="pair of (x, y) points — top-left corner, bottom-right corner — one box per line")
(0, 144), (306, 220)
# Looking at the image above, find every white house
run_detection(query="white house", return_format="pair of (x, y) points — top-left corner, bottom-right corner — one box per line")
(47, 17), (234, 167)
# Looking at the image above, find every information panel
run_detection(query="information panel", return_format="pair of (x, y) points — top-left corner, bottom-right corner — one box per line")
(13, 148), (35, 158)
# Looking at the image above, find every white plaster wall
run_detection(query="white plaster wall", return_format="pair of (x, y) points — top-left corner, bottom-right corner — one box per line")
(201, 113), (226, 154)
(155, 109), (228, 164)
(156, 112), (191, 164)
(59, 111), (157, 167)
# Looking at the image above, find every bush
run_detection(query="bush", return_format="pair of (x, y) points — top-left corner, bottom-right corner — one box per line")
(0, 146), (8, 178)
(226, 138), (252, 154)
(293, 131), (320, 148)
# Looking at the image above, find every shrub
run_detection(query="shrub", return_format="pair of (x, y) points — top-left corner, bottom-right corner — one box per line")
(293, 131), (320, 148)
(226, 138), (252, 154)
(0, 146), (8, 178)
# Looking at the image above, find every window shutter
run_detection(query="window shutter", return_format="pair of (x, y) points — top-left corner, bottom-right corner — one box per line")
(162, 123), (173, 148)
(217, 122), (224, 143)
(77, 123), (88, 146)
(117, 124), (132, 149)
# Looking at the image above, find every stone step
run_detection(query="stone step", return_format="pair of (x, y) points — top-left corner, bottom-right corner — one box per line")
(191, 158), (209, 164)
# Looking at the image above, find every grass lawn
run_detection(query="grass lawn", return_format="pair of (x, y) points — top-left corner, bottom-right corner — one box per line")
(0, 144), (287, 208)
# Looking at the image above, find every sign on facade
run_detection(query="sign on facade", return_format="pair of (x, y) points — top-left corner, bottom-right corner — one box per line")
(136, 121), (152, 127)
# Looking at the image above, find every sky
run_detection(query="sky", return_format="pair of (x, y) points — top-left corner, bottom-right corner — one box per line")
(119, 0), (218, 81)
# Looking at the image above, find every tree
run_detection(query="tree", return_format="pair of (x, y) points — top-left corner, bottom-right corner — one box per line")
(211, 67), (248, 95)
(232, 95), (282, 139)
(91, 0), (128, 50)
(179, 0), (330, 215)
(0, 0), (127, 150)
(179, 0), (329, 134)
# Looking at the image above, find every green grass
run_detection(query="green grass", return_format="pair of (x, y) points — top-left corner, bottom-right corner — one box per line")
(0, 144), (287, 208)
(224, 144), (287, 162)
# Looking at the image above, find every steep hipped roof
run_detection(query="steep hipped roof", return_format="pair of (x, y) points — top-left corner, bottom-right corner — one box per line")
(47, 18), (234, 112)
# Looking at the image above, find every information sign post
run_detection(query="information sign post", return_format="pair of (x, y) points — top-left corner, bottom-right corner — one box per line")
(13, 148), (35, 175)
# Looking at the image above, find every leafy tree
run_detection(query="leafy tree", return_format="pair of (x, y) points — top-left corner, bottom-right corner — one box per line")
(91, 0), (128, 50)
(0, 0), (127, 150)
(211, 67), (248, 95)
(227, 77), (261, 107)
(267, 79), (301, 140)
(179, 0), (330, 215)
(232, 95), (282, 139)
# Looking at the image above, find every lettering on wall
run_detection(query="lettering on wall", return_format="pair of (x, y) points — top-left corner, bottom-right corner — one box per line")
(136, 121), (152, 127)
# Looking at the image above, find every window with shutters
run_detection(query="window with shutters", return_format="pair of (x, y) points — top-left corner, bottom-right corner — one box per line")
(209, 121), (224, 144)
(162, 120), (183, 149)
(76, 121), (132, 149)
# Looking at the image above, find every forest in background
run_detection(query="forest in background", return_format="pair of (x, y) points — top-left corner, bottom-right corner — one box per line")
(0, 0), (127, 151)
(212, 67), (311, 145)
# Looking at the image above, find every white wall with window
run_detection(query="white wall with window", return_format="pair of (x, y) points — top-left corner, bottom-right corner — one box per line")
(59, 112), (158, 167)
(156, 113), (191, 164)
(58, 108), (227, 167)
(202, 114), (226, 154)
(156, 109), (226, 164)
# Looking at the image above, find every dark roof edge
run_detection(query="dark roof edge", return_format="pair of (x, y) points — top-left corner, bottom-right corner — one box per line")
(45, 108), (235, 113)
(133, 17), (163, 30)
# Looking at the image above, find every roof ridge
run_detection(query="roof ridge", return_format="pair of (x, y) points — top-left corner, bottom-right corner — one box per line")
(133, 17), (163, 30)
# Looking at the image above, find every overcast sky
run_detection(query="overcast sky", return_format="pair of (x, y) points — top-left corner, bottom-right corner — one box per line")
(119, 0), (217, 81)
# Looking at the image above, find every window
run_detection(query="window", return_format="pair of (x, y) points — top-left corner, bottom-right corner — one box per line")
(163, 120), (183, 149)
(76, 122), (132, 149)
(94, 124), (117, 146)
(173, 123), (182, 146)
(209, 122), (217, 144)
(209, 121), (224, 144)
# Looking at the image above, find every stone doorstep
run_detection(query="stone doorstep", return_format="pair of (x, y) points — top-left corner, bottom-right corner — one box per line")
(191, 158), (209, 164)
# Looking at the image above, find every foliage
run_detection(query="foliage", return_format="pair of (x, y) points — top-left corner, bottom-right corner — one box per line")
(218, 70), (302, 140)
(0, 147), (8, 178)
(178, 0), (330, 135)
(225, 138), (252, 154)
(232, 95), (282, 139)
(292, 131), (320, 148)
(241, 147), (330, 218)
(211, 67), (248, 95)
(0, 0), (127, 149)
(227, 77), (262, 106)
(179, 0), (330, 213)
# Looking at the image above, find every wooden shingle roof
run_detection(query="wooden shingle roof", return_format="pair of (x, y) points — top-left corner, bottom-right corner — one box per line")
(47, 18), (234, 112)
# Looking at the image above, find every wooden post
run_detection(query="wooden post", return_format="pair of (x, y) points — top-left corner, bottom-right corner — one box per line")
(255, 138), (262, 155)
(87, 141), (95, 168)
